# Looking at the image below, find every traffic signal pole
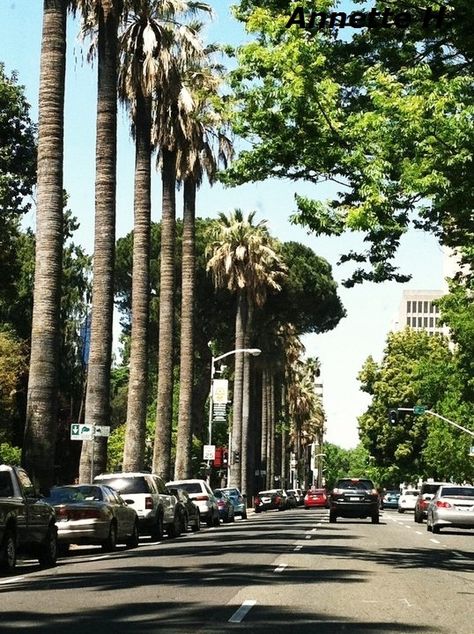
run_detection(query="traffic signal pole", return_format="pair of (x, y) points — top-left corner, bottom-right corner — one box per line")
(397, 408), (474, 437)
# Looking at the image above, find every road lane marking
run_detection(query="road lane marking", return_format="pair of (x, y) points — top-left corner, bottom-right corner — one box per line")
(305, 535), (312, 539)
(311, 528), (317, 532)
(228, 600), (257, 623)
(274, 564), (287, 573)
(294, 545), (302, 551)
(401, 598), (413, 607)
(404, 525), (412, 529)
(416, 531), (423, 535)
(430, 538), (440, 544)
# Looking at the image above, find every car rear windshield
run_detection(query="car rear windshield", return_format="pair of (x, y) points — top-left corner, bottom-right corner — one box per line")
(175, 482), (204, 494)
(404, 490), (419, 496)
(98, 477), (149, 494)
(336, 479), (373, 490)
(47, 486), (103, 503)
(222, 488), (239, 497)
(441, 486), (474, 498)
(259, 491), (274, 496)
(421, 483), (442, 495)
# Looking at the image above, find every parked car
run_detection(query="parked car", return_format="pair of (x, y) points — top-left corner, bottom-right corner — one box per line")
(166, 486), (200, 533)
(215, 487), (247, 519)
(287, 488), (304, 506)
(427, 484), (474, 534)
(381, 490), (400, 510)
(0, 465), (57, 573)
(166, 479), (219, 527)
(45, 484), (139, 552)
(414, 481), (450, 523)
(397, 489), (419, 513)
(304, 488), (329, 509)
(285, 490), (298, 509)
(213, 489), (235, 523)
(254, 489), (286, 513)
(329, 477), (380, 524)
(94, 472), (180, 539)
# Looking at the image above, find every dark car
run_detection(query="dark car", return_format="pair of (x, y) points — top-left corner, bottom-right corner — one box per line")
(329, 477), (380, 524)
(285, 490), (298, 509)
(166, 487), (201, 533)
(215, 487), (247, 519)
(213, 489), (235, 523)
(414, 482), (450, 523)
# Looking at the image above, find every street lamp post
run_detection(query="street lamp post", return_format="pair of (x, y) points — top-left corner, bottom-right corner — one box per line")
(207, 346), (261, 484)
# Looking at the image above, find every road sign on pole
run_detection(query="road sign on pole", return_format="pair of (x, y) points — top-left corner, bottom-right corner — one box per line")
(94, 426), (110, 437)
(70, 424), (94, 440)
(203, 445), (216, 461)
(413, 405), (427, 415)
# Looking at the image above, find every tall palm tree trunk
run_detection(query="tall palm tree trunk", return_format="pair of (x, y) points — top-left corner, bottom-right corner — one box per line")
(269, 373), (275, 487)
(79, 0), (119, 481)
(265, 375), (272, 488)
(240, 302), (253, 496)
(123, 93), (151, 471)
(280, 382), (287, 488)
(175, 178), (196, 478)
(153, 147), (177, 480)
(229, 291), (246, 488)
(260, 367), (268, 491)
(23, 0), (66, 492)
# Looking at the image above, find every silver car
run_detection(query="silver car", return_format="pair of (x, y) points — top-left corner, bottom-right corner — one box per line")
(426, 484), (474, 534)
(45, 484), (139, 552)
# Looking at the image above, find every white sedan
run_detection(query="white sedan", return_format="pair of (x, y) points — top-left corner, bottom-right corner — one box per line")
(427, 484), (474, 534)
(398, 489), (419, 513)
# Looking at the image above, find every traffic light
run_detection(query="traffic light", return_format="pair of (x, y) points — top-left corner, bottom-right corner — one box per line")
(388, 409), (398, 424)
(213, 447), (223, 468)
(223, 449), (229, 465)
(233, 450), (240, 464)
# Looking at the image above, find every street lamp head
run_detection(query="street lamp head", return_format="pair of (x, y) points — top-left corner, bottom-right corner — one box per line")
(248, 348), (261, 356)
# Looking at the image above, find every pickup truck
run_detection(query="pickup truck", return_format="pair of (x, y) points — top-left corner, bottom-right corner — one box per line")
(0, 464), (58, 573)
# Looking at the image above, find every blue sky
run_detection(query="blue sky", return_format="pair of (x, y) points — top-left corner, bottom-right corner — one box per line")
(1, 1), (445, 448)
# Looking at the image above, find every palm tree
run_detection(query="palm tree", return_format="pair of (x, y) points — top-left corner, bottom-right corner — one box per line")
(206, 210), (286, 490)
(174, 62), (233, 479)
(23, 0), (68, 492)
(151, 5), (212, 480)
(78, 0), (123, 482)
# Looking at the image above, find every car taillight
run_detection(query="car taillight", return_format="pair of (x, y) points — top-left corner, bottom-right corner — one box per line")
(195, 495), (209, 501)
(145, 496), (153, 509)
(255, 497), (261, 505)
(56, 507), (68, 520)
(436, 500), (452, 509)
(421, 499), (429, 509)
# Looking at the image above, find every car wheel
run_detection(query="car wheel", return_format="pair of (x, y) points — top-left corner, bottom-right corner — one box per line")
(191, 513), (201, 532)
(126, 521), (140, 548)
(1, 529), (17, 573)
(179, 512), (187, 534)
(329, 512), (337, 523)
(371, 513), (380, 524)
(102, 522), (117, 552)
(38, 525), (58, 568)
(58, 543), (70, 557)
(241, 510), (247, 520)
(414, 511), (423, 523)
(398, 508), (404, 513)
(168, 513), (182, 538)
(206, 512), (213, 527)
(213, 511), (220, 527)
(427, 521), (432, 532)
(254, 507), (261, 513)
(432, 524), (441, 534)
(151, 513), (164, 540)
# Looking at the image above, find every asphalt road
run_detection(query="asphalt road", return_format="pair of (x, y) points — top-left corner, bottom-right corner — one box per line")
(1, 508), (472, 633)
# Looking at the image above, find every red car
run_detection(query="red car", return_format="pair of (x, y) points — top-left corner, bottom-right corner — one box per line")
(304, 488), (329, 509)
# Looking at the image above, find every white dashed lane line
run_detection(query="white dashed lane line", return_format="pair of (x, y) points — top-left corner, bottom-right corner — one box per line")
(274, 563), (287, 573)
(430, 538), (441, 544)
(294, 545), (302, 551)
(228, 600), (257, 623)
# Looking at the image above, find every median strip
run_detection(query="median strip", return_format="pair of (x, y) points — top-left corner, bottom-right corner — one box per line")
(228, 600), (257, 623)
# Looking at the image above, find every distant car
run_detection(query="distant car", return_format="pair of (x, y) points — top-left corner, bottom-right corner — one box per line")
(166, 486), (200, 533)
(304, 488), (329, 509)
(287, 488), (304, 506)
(285, 490), (298, 509)
(329, 477), (380, 523)
(414, 482), (450, 523)
(254, 489), (286, 513)
(167, 479), (219, 527)
(215, 487), (247, 519)
(427, 484), (474, 534)
(213, 489), (235, 523)
(45, 484), (139, 552)
(381, 490), (400, 510)
(94, 472), (180, 539)
(398, 489), (419, 513)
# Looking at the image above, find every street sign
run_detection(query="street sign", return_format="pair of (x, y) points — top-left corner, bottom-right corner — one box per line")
(212, 379), (228, 404)
(413, 405), (427, 415)
(203, 444), (216, 460)
(212, 402), (227, 422)
(70, 424), (93, 441)
(94, 425), (110, 437)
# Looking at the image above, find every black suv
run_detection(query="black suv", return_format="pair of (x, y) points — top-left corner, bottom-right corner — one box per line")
(329, 477), (380, 524)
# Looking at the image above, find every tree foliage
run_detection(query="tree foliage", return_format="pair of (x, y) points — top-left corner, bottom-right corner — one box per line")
(226, 0), (474, 285)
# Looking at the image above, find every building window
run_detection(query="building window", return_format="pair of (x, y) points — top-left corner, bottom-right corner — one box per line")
(429, 317), (434, 328)
(418, 317), (423, 327)
(406, 317), (411, 326)
(418, 301), (422, 312)
(412, 317), (417, 327)
(424, 317), (428, 327)
(424, 301), (428, 312)
(430, 303), (434, 313)
(406, 301), (411, 313)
